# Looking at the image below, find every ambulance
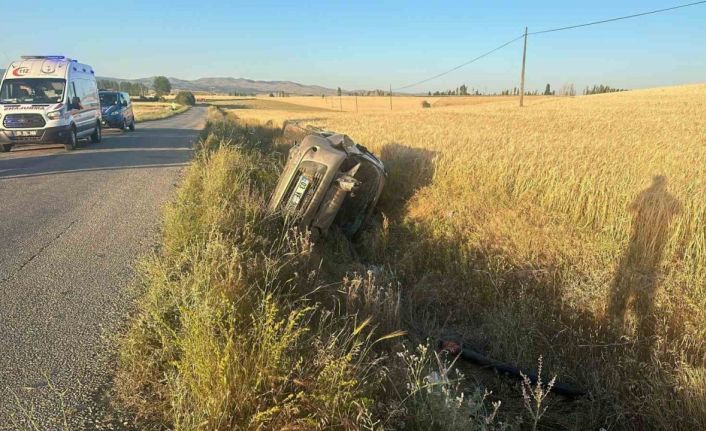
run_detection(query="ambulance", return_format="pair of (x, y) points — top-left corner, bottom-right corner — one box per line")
(0, 56), (102, 152)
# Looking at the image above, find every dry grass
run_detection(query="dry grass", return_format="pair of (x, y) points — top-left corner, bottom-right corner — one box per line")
(118, 109), (393, 430)
(133, 102), (190, 122)
(118, 107), (521, 430)
(218, 85), (706, 429)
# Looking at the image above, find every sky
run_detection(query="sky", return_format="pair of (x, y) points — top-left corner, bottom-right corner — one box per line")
(2, 0), (705, 93)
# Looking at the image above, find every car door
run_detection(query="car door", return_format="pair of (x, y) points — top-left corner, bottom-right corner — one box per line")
(76, 79), (91, 134)
(67, 80), (86, 132)
(83, 79), (99, 133)
(123, 93), (134, 123)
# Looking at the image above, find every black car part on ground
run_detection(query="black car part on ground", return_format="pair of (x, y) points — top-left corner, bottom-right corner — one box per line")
(439, 335), (587, 399)
(268, 123), (386, 238)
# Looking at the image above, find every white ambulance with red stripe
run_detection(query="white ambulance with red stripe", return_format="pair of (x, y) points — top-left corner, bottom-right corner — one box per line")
(0, 55), (102, 152)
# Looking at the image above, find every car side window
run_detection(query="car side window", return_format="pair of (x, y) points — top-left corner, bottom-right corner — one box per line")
(67, 81), (76, 104)
(82, 80), (98, 109)
(76, 80), (87, 103)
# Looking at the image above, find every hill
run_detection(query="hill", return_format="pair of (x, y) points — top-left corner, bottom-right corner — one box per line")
(0, 68), (336, 95)
(98, 75), (338, 96)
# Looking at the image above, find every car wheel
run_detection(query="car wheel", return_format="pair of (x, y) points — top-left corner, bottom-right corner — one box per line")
(128, 119), (135, 131)
(64, 128), (77, 151)
(91, 123), (102, 143)
(119, 119), (126, 130)
(0, 144), (12, 153)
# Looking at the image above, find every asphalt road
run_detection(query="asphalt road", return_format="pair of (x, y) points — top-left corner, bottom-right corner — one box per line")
(0, 107), (207, 429)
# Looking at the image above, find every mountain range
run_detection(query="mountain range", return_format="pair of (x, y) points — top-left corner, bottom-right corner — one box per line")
(0, 69), (338, 95)
(99, 75), (339, 96)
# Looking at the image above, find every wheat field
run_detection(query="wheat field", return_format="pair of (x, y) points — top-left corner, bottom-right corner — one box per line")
(220, 85), (706, 428)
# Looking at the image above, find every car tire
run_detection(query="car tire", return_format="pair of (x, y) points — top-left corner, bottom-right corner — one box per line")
(91, 123), (102, 143)
(64, 128), (77, 151)
(119, 119), (126, 130)
(128, 119), (135, 131)
(0, 144), (12, 153)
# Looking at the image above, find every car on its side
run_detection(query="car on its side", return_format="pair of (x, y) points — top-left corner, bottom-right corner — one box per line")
(99, 91), (135, 131)
(0, 55), (102, 152)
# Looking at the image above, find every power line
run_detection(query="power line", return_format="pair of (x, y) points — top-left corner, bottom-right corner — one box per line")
(393, 34), (525, 91)
(530, 0), (706, 35)
(392, 0), (706, 91)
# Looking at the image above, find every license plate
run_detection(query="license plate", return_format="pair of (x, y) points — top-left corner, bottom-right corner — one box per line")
(289, 175), (311, 208)
(13, 130), (39, 136)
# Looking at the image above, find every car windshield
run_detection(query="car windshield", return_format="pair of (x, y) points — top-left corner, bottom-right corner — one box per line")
(0, 78), (66, 104)
(99, 92), (119, 107)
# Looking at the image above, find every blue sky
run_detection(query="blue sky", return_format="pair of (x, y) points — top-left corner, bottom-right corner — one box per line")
(2, 1), (705, 93)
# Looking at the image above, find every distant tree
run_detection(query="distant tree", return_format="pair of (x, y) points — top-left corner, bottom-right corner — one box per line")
(269, 93), (275, 97)
(175, 91), (196, 106)
(544, 83), (552, 95)
(584, 84), (627, 95)
(559, 83), (576, 97)
(153, 76), (172, 97)
(459, 84), (468, 96)
(428, 91), (432, 96)
(337, 87), (342, 96)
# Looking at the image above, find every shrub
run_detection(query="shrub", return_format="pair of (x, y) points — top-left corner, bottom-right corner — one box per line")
(421, 100), (431, 108)
(175, 91), (196, 106)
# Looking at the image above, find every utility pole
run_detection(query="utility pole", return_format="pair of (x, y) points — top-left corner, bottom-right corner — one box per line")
(355, 93), (358, 112)
(389, 84), (393, 110)
(519, 26), (528, 107)
(339, 93), (342, 111)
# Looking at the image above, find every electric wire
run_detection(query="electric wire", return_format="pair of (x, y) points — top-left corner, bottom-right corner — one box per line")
(392, 1), (706, 91)
(530, 0), (706, 35)
(392, 34), (525, 91)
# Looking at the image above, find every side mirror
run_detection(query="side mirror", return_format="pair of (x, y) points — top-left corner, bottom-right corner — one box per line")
(121, 101), (128, 107)
(70, 96), (81, 110)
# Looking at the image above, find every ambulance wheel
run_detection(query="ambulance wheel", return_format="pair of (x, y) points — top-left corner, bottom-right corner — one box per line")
(64, 128), (77, 151)
(91, 122), (102, 143)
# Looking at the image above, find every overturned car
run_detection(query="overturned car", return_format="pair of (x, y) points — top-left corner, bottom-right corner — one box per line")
(268, 125), (386, 238)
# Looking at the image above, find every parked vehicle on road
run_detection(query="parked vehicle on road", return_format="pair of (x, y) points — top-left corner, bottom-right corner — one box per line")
(0, 55), (102, 152)
(99, 90), (135, 131)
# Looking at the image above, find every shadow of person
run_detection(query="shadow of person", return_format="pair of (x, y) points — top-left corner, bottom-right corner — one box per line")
(608, 175), (681, 359)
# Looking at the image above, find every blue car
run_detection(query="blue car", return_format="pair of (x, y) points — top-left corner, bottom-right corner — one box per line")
(99, 91), (135, 130)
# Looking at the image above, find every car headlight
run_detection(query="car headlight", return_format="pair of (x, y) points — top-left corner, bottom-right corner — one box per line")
(47, 110), (62, 120)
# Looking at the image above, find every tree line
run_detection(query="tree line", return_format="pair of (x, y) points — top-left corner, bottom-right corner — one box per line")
(423, 82), (628, 97)
(97, 79), (149, 97)
(97, 76), (173, 98)
(583, 84), (627, 95)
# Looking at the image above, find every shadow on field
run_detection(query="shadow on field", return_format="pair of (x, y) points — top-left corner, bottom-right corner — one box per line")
(608, 175), (681, 359)
(373, 170), (700, 428)
(0, 127), (195, 180)
(376, 143), (438, 216)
